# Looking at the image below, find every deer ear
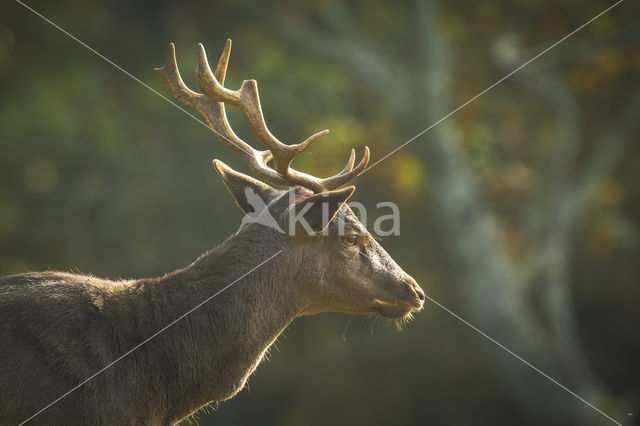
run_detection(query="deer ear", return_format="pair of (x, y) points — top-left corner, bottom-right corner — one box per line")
(289, 186), (355, 234)
(213, 159), (280, 214)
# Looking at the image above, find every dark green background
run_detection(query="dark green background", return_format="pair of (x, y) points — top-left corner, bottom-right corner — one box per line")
(1, 1), (639, 425)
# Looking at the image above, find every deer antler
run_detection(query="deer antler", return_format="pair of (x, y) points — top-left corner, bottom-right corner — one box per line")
(155, 40), (369, 193)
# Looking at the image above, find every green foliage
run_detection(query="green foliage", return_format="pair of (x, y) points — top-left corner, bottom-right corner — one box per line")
(2, 0), (639, 424)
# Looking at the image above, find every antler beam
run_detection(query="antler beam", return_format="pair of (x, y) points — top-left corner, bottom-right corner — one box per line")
(155, 40), (369, 193)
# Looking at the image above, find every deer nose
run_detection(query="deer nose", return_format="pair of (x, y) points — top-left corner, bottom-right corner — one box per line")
(405, 275), (425, 302)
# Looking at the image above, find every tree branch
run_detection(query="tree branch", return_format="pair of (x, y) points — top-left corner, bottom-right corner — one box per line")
(572, 87), (640, 217)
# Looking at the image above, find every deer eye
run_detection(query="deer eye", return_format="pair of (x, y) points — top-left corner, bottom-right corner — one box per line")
(342, 235), (358, 247)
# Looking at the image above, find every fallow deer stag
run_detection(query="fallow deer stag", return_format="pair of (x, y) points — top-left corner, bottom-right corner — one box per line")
(0, 40), (424, 425)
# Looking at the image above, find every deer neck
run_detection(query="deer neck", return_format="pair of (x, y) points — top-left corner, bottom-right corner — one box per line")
(130, 229), (306, 419)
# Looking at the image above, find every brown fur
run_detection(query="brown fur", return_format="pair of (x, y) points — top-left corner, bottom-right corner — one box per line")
(0, 165), (423, 425)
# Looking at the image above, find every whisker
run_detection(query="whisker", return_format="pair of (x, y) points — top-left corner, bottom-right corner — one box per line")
(342, 316), (355, 341)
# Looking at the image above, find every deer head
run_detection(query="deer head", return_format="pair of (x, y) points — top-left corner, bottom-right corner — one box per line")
(155, 40), (424, 319)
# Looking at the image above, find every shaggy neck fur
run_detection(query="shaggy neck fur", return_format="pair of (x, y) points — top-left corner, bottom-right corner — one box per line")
(122, 227), (305, 422)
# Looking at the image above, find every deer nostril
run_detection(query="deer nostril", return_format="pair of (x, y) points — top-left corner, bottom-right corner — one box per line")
(404, 275), (424, 302)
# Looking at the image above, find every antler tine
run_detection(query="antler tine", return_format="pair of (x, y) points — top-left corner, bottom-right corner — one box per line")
(197, 44), (327, 175)
(160, 41), (370, 193)
(214, 39), (231, 84)
(154, 43), (200, 107)
(317, 146), (370, 190)
(156, 43), (288, 187)
(155, 42), (250, 158)
(340, 149), (356, 174)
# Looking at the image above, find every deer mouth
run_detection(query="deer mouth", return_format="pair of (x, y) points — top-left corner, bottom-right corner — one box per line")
(372, 298), (423, 318)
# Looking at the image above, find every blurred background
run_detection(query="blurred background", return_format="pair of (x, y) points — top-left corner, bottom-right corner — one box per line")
(1, 0), (639, 425)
